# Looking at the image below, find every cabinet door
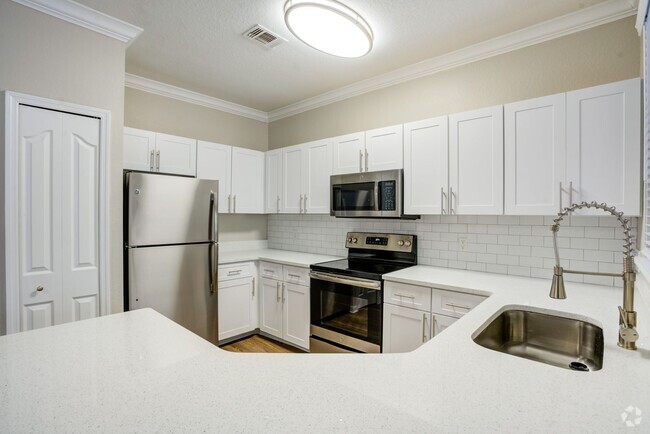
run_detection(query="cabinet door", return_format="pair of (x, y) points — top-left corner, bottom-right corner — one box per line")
(432, 313), (456, 337)
(331, 132), (365, 174)
(566, 78), (641, 215)
(265, 149), (283, 213)
(218, 277), (256, 341)
(365, 124), (403, 172)
(449, 106), (504, 215)
(283, 282), (310, 350)
(403, 117), (449, 214)
(155, 133), (197, 176)
(231, 147), (264, 213)
(382, 303), (431, 353)
(196, 141), (232, 214)
(302, 139), (332, 214)
(281, 145), (304, 213)
(505, 94), (566, 215)
(259, 277), (283, 339)
(123, 127), (155, 172)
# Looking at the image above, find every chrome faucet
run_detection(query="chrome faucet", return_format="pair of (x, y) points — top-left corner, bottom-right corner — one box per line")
(550, 201), (639, 350)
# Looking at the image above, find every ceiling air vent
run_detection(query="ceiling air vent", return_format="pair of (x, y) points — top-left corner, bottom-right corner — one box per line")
(244, 25), (285, 49)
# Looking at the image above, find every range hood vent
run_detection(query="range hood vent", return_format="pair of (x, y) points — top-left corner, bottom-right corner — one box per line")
(244, 25), (285, 49)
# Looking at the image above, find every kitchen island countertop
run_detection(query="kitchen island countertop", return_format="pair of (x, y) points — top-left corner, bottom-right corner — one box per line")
(2, 265), (649, 432)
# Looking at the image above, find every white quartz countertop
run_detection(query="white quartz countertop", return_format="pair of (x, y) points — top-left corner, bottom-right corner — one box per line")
(2, 266), (649, 432)
(219, 247), (342, 267)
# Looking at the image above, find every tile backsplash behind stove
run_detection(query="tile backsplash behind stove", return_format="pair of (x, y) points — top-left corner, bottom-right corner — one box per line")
(267, 214), (638, 287)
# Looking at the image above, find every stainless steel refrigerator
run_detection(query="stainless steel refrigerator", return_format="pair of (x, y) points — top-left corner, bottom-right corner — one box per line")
(124, 172), (219, 344)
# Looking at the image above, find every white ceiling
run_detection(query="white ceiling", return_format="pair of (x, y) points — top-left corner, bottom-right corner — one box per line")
(76, 0), (627, 113)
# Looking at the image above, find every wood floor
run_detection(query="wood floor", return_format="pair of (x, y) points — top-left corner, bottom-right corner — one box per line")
(220, 335), (303, 353)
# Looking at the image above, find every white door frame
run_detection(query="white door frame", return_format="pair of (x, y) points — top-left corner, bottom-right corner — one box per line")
(4, 91), (111, 334)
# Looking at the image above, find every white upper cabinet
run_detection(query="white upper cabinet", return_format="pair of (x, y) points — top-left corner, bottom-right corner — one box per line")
(196, 141), (264, 214)
(404, 116), (449, 215)
(265, 149), (283, 214)
(504, 94), (566, 215)
(365, 124), (403, 172)
(331, 127), (403, 174)
(332, 132), (365, 174)
(449, 105), (504, 215)
(279, 140), (332, 214)
(231, 147), (265, 214)
(566, 78), (641, 215)
(123, 127), (196, 176)
(303, 139), (332, 214)
(196, 141), (231, 214)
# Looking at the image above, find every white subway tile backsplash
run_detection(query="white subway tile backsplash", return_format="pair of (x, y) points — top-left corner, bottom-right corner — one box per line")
(267, 214), (637, 287)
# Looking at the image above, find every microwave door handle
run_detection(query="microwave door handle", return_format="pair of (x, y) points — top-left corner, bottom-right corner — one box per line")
(374, 182), (380, 215)
(359, 150), (363, 172)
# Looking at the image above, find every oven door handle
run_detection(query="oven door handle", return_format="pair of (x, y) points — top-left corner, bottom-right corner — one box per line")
(309, 271), (381, 290)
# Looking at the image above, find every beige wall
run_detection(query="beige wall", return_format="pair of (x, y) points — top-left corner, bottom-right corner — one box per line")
(0, 1), (126, 314)
(269, 17), (641, 148)
(124, 87), (268, 241)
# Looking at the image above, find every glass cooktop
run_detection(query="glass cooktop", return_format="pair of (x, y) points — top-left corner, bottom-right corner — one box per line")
(310, 258), (413, 280)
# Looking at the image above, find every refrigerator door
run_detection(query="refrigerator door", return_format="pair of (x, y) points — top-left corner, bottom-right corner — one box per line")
(128, 243), (219, 344)
(127, 172), (218, 246)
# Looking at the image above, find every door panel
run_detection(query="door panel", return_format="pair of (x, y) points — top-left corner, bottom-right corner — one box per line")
(123, 127), (155, 172)
(365, 124), (403, 172)
(72, 295), (98, 321)
(265, 150), (283, 213)
(127, 172), (217, 246)
(196, 141), (232, 214)
(282, 145), (303, 213)
(404, 117), (449, 214)
(259, 277), (282, 338)
(332, 132), (365, 174)
(156, 133), (197, 176)
(231, 147), (264, 213)
(303, 140), (332, 214)
(23, 301), (54, 330)
(128, 243), (218, 344)
(382, 303), (430, 353)
(283, 282), (309, 350)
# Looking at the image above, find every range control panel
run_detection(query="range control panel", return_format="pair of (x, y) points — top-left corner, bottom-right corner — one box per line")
(345, 232), (415, 252)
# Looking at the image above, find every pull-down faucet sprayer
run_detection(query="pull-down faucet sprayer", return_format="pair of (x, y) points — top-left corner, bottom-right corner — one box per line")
(550, 201), (638, 350)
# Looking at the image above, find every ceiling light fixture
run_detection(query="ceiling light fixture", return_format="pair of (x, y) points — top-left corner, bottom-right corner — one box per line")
(284, 0), (373, 58)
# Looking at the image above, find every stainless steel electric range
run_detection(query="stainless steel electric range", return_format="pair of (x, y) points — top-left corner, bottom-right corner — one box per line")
(309, 232), (417, 353)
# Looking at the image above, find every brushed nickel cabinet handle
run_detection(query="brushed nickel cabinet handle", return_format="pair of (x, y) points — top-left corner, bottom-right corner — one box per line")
(441, 187), (447, 214)
(252, 278), (255, 297)
(155, 150), (160, 171)
(149, 150), (154, 171)
(422, 313), (427, 342)
(359, 150), (363, 172)
(276, 282), (280, 302)
(227, 270), (241, 276)
(446, 302), (471, 311)
(559, 181), (563, 212)
(282, 283), (286, 303)
(365, 149), (369, 172)
(449, 187), (455, 214)
(569, 181), (573, 205)
(394, 293), (415, 299)
(303, 194), (307, 213)
(277, 195), (280, 213)
(228, 194), (232, 213)
(233, 195), (236, 213)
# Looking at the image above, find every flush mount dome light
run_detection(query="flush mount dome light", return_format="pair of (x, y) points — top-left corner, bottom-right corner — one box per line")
(284, 0), (373, 58)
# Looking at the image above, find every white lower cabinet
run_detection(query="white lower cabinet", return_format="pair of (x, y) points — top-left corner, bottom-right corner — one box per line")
(258, 262), (310, 350)
(382, 282), (485, 353)
(217, 262), (257, 341)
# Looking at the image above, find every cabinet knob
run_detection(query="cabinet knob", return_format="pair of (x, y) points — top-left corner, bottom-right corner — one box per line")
(36, 286), (44, 292)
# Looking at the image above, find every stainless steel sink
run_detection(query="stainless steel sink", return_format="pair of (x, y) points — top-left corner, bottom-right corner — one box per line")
(473, 309), (604, 371)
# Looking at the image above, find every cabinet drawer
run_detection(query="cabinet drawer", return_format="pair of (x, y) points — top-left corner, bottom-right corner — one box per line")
(259, 261), (283, 281)
(218, 262), (253, 281)
(431, 289), (486, 318)
(384, 282), (431, 311)
(283, 265), (309, 286)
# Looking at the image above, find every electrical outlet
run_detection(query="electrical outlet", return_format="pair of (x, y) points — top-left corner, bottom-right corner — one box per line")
(459, 237), (467, 251)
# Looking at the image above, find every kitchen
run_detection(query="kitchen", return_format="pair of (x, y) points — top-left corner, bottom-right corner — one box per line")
(1, 0), (650, 431)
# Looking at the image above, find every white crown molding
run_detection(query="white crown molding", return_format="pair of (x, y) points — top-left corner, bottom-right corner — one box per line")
(11, 0), (142, 44)
(636, 0), (648, 32)
(268, 0), (637, 122)
(125, 74), (269, 123)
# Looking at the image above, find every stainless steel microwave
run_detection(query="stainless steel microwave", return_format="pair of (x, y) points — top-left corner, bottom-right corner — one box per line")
(330, 169), (419, 219)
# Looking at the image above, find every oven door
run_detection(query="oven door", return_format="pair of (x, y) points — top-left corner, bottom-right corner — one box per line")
(310, 271), (382, 353)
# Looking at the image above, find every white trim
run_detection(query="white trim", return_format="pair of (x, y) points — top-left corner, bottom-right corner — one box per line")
(267, 0), (637, 121)
(11, 0), (142, 45)
(125, 74), (269, 123)
(636, 0), (648, 33)
(4, 91), (111, 334)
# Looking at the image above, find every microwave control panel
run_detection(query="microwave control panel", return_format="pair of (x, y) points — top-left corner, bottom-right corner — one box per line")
(379, 180), (396, 211)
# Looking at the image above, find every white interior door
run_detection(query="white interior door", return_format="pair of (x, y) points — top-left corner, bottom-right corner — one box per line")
(504, 94), (566, 215)
(303, 139), (332, 214)
(123, 127), (155, 172)
(61, 112), (100, 323)
(365, 124), (403, 172)
(265, 149), (283, 213)
(155, 132), (197, 176)
(197, 141), (232, 214)
(331, 132), (365, 174)
(259, 277), (282, 339)
(231, 147), (264, 213)
(449, 106), (504, 215)
(403, 116), (449, 214)
(566, 78), (641, 215)
(282, 145), (304, 213)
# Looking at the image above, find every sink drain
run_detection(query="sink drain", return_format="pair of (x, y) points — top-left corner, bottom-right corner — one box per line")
(569, 361), (589, 372)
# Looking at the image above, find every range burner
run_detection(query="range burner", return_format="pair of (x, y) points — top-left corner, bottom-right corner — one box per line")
(309, 232), (417, 354)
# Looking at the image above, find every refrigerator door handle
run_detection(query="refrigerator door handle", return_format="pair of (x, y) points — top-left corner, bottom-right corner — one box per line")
(209, 191), (218, 294)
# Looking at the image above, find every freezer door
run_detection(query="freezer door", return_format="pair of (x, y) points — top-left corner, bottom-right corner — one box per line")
(127, 172), (218, 246)
(127, 243), (218, 344)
